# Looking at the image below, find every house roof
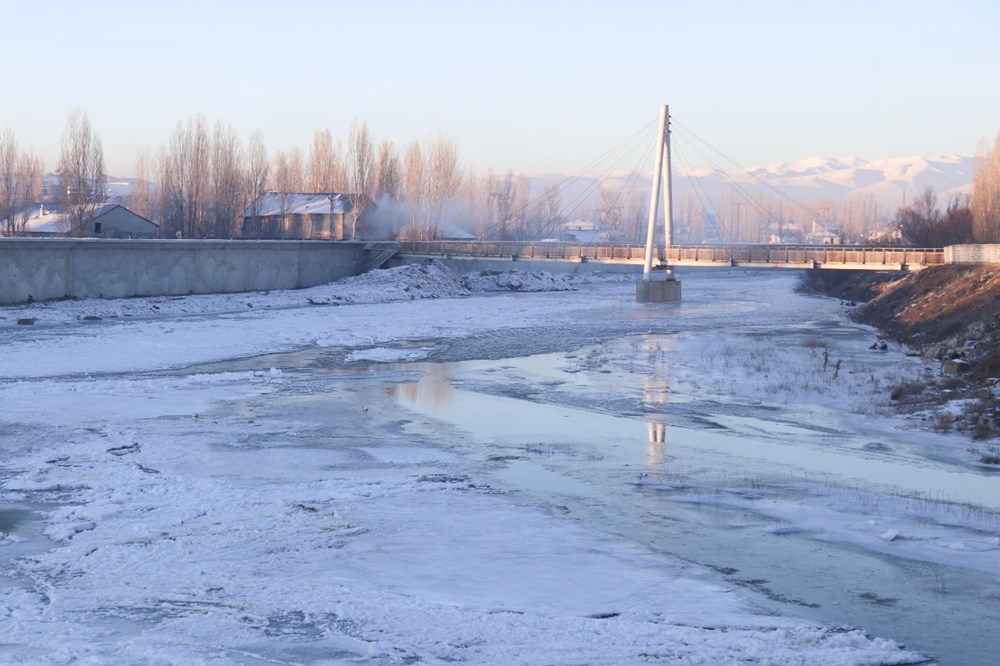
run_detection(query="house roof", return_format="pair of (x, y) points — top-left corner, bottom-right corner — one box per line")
(245, 193), (354, 217)
(562, 228), (626, 244)
(439, 224), (475, 240)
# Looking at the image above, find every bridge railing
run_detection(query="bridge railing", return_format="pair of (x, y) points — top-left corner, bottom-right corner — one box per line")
(397, 241), (945, 268)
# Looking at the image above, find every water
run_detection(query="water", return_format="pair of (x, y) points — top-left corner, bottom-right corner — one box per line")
(177, 271), (998, 663)
(6, 269), (995, 662)
(380, 345), (999, 664)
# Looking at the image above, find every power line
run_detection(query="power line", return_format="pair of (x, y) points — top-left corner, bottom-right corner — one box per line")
(481, 117), (659, 240)
(671, 127), (783, 237)
(673, 140), (729, 242)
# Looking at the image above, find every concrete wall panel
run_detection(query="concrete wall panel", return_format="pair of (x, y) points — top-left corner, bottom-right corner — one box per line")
(944, 245), (1000, 264)
(0, 239), (367, 305)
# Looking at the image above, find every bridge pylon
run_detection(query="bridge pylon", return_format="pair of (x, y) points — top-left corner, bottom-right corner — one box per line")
(637, 104), (681, 303)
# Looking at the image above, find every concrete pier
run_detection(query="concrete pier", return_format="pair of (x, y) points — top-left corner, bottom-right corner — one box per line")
(636, 270), (682, 303)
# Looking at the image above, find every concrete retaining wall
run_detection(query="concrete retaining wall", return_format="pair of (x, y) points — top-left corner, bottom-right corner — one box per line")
(0, 239), (367, 305)
(944, 244), (1000, 264)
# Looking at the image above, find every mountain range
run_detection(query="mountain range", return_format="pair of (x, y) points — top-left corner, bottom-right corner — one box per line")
(527, 154), (975, 219)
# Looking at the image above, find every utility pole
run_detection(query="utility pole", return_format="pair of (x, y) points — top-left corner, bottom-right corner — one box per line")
(637, 104), (681, 303)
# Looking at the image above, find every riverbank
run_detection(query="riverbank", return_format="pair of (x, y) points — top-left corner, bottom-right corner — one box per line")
(800, 265), (1000, 460)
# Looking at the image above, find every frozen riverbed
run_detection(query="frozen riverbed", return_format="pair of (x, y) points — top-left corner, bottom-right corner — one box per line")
(0, 264), (992, 663)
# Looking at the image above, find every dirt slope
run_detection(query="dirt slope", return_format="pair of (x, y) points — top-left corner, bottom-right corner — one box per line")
(801, 266), (1000, 449)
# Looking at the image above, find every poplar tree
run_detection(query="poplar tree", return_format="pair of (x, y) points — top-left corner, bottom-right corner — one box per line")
(57, 110), (106, 236)
(972, 133), (1000, 242)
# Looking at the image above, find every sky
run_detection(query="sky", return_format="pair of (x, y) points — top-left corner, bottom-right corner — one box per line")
(1, 0), (999, 178)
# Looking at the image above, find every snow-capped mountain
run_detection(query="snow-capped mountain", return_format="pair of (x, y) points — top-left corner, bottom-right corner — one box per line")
(526, 154), (974, 214)
(719, 154), (974, 204)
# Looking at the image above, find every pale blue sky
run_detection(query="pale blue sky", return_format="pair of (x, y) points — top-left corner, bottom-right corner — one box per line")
(2, 0), (998, 177)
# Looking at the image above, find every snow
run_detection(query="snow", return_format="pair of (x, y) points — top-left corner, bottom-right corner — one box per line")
(250, 192), (353, 216)
(0, 263), (940, 663)
(529, 153), (972, 213)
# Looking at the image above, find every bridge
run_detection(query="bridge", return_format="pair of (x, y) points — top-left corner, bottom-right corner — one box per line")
(391, 240), (946, 271)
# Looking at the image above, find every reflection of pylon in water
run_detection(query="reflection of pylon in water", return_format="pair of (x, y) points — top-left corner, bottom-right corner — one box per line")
(646, 421), (666, 465)
(647, 421), (665, 444)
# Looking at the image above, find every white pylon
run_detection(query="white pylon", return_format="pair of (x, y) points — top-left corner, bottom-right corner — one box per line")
(642, 104), (673, 280)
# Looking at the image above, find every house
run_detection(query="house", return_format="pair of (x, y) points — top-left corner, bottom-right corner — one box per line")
(20, 203), (158, 238)
(867, 227), (902, 245)
(559, 219), (625, 244)
(804, 221), (841, 245)
(241, 192), (372, 240)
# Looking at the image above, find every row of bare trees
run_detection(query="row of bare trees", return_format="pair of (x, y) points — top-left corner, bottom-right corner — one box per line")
(141, 116), (463, 239)
(1, 111), (105, 237)
(0, 130), (43, 236)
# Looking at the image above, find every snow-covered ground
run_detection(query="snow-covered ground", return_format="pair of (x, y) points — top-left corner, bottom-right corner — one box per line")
(2, 262), (985, 664)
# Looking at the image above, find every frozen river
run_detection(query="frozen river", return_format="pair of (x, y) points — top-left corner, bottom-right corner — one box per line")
(1, 265), (996, 663)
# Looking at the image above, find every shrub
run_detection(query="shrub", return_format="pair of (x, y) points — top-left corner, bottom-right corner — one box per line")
(890, 380), (925, 401)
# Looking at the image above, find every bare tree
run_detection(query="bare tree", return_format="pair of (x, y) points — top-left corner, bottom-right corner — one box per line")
(423, 134), (462, 239)
(211, 123), (244, 238)
(973, 133), (1000, 242)
(458, 168), (488, 240)
(307, 130), (331, 192)
(600, 186), (625, 233)
(374, 139), (401, 203)
(941, 195), (974, 245)
(488, 170), (515, 240)
(288, 147), (305, 192)
(13, 151), (42, 235)
(892, 186), (972, 246)
(346, 120), (376, 239)
(535, 183), (565, 240)
(510, 173), (532, 239)
(244, 131), (269, 239)
(402, 141), (427, 238)
(624, 190), (647, 243)
(0, 130), (19, 235)
(307, 129), (347, 193)
(57, 110), (106, 236)
(131, 151), (154, 223)
(272, 148), (304, 238)
(895, 186), (940, 246)
(157, 116), (212, 238)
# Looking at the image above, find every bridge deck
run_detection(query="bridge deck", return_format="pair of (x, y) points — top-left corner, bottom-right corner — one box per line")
(396, 241), (945, 271)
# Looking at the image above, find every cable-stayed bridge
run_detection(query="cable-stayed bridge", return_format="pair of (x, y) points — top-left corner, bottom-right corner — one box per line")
(390, 240), (944, 272)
